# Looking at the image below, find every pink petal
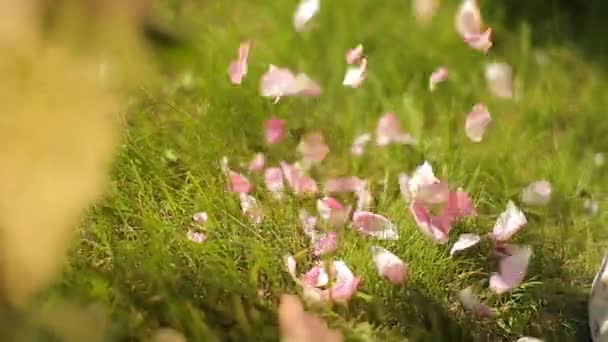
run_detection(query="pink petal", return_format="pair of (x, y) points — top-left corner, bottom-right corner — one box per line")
(313, 231), (338, 256)
(346, 44), (364, 64)
(302, 265), (329, 287)
(228, 170), (253, 193)
(443, 189), (477, 219)
(429, 67), (448, 91)
(317, 197), (351, 226)
(489, 200), (527, 241)
(407, 161), (440, 197)
(413, 0), (440, 25)
(192, 211), (209, 225)
(409, 202), (451, 244)
(351, 211), (399, 240)
(489, 245), (532, 294)
(260, 65), (321, 101)
(376, 112), (415, 146)
(320, 260), (361, 303)
(464, 28), (493, 53)
(455, 0), (482, 37)
(264, 167), (284, 198)
(325, 176), (364, 193)
(248, 153), (265, 172)
(492, 242), (518, 258)
(228, 40), (251, 85)
(343, 58), (367, 88)
(465, 103), (492, 142)
(239, 193), (264, 225)
(521, 180), (552, 206)
(350, 133), (371, 156)
(280, 161), (318, 196)
(186, 230), (207, 243)
(293, 0), (320, 32)
(298, 132), (329, 164)
(264, 118), (287, 144)
(485, 62), (513, 99)
(458, 286), (495, 319)
(371, 246), (408, 284)
(450, 233), (481, 256)
(355, 181), (373, 212)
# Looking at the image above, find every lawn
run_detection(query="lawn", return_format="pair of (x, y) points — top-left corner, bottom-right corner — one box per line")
(4, 0), (608, 341)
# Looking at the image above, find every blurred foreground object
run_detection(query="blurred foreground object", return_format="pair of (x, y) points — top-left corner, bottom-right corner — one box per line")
(0, 0), (151, 305)
(279, 295), (343, 342)
(590, 254), (608, 341)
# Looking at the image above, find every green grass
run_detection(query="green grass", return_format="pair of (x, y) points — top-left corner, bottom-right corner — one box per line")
(4, 0), (608, 341)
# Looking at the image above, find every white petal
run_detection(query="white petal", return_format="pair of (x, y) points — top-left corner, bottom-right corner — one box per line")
(450, 233), (481, 256)
(342, 59), (367, 88)
(521, 180), (552, 206)
(490, 201), (527, 241)
(465, 104), (492, 143)
(408, 161), (439, 195)
(351, 211), (399, 240)
(294, 0), (320, 32)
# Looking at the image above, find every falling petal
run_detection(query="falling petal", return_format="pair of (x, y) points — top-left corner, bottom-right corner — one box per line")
(376, 112), (415, 146)
(228, 40), (251, 85)
(371, 246), (408, 284)
(260, 65), (321, 101)
(228, 170), (253, 194)
(410, 202), (451, 244)
(407, 161), (440, 196)
(293, 0), (320, 32)
(464, 28), (493, 53)
(444, 189), (477, 219)
(239, 193), (264, 225)
(455, 0), (482, 37)
(350, 133), (371, 156)
(346, 44), (364, 64)
(325, 176), (364, 193)
(429, 67), (448, 91)
(413, 0), (440, 25)
(485, 62), (513, 99)
(186, 230), (206, 244)
(192, 211), (208, 225)
(521, 180), (552, 206)
(355, 181), (373, 212)
(343, 58), (367, 88)
(320, 260), (361, 303)
(450, 233), (481, 256)
(313, 231), (338, 256)
(595, 153), (605, 168)
(490, 201), (527, 241)
(264, 118), (287, 144)
(248, 152), (265, 173)
(264, 167), (284, 199)
(351, 211), (399, 240)
(465, 103), (491, 143)
(458, 286), (495, 319)
(280, 161), (318, 196)
(489, 245), (532, 294)
(298, 132), (330, 164)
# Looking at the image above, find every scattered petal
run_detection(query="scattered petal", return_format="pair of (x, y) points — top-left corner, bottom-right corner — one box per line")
(317, 197), (351, 226)
(343, 58), (367, 88)
(407, 161), (440, 198)
(485, 62), (513, 99)
(351, 211), (399, 240)
(264, 167), (284, 199)
(298, 132), (329, 164)
(313, 231), (338, 256)
(346, 44), (364, 64)
(409, 202), (451, 244)
(278, 295), (344, 342)
(465, 103), (491, 143)
(413, 0), (440, 25)
(450, 234), (481, 256)
(186, 230), (207, 243)
(455, 0), (482, 37)
(228, 170), (253, 194)
(376, 112), (415, 146)
(490, 201), (527, 241)
(458, 286), (495, 319)
(371, 246), (408, 284)
(248, 153), (265, 173)
(264, 118), (287, 144)
(489, 245), (532, 294)
(325, 176), (364, 193)
(464, 28), (493, 53)
(280, 161), (318, 196)
(595, 153), (605, 168)
(521, 180), (552, 206)
(228, 40), (251, 85)
(320, 260), (361, 303)
(350, 133), (371, 156)
(429, 67), (448, 91)
(192, 211), (209, 225)
(293, 0), (320, 32)
(585, 199), (599, 216)
(260, 65), (321, 102)
(444, 189), (477, 218)
(239, 193), (264, 225)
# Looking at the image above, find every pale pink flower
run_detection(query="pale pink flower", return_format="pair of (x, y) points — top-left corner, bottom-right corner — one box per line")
(248, 152), (265, 172)
(489, 200), (527, 241)
(465, 103), (491, 142)
(346, 44), (364, 64)
(351, 211), (399, 240)
(376, 112), (415, 146)
(429, 67), (448, 91)
(228, 40), (251, 85)
(350, 133), (371, 156)
(371, 246), (408, 284)
(264, 118), (287, 144)
(489, 245), (532, 294)
(298, 132), (329, 164)
(485, 62), (513, 98)
(450, 233), (481, 256)
(521, 180), (552, 206)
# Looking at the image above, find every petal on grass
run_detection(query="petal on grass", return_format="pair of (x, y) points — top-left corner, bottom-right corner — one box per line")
(192, 211), (208, 225)
(444, 189), (477, 219)
(485, 62), (513, 99)
(293, 0), (320, 32)
(407, 161), (440, 197)
(429, 66), (448, 91)
(320, 260), (361, 303)
(521, 180), (552, 206)
(228, 40), (251, 85)
(450, 233), (481, 256)
(465, 103), (491, 142)
(409, 202), (451, 244)
(376, 112), (415, 146)
(264, 118), (287, 144)
(350, 133), (371, 156)
(458, 286), (495, 319)
(239, 193), (264, 225)
(371, 246), (408, 284)
(313, 231), (338, 256)
(351, 211), (399, 240)
(489, 245), (532, 294)
(248, 152), (265, 172)
(186, 230), (207, 243)
(490, 200), (527, 241)
(298, 132), (329, 164)
(346, 44), (364, 64)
